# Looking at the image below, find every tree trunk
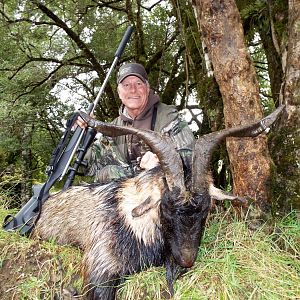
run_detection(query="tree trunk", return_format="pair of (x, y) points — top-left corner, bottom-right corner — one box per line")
(259, 27), (284, 105)
(270, 0), (300, 210)
(192, 0), (275, 211)
(20, 124), (33, 205)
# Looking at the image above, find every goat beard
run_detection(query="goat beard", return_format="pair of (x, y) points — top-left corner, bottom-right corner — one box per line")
(165, 254), (189, 296)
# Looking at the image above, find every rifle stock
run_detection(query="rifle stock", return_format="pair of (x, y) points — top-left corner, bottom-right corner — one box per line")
(3, 25), (134, 235)
(3, 124), (88, 234)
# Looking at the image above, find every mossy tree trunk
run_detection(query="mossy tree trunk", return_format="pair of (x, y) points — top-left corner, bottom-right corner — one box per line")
(20, 124), (33, 206)
(236, 0), (287, 106)
(192, 0), (275, 211)
(270, 0), (300, 210)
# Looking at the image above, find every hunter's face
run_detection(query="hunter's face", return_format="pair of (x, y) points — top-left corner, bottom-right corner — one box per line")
(117, 75), (150, 118)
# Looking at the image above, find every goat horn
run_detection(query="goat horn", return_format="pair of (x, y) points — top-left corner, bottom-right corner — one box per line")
(79, 112), (186, 194)
(192, 105), (285, 192)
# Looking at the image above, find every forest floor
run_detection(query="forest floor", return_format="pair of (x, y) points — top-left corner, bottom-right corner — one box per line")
(0, 232), (83, 300)
(0, 206), (299, 300)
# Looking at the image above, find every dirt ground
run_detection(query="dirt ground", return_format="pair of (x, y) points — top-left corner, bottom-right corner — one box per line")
(0, 239), (82, 300)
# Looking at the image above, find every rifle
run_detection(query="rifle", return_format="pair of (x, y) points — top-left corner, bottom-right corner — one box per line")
(3, 25), (134, 235)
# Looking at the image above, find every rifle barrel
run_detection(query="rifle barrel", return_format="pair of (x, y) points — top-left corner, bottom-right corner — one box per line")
(89, 25), (134, 114)
(60, 25), (134, 179)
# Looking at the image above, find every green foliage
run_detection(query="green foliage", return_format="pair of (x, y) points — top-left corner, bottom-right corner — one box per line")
(0, 0), (293, 213)
(0, 0), (197, 204)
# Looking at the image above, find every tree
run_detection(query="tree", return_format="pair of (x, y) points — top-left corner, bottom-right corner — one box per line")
(270, 0), (300, 210)
(0, 0), (199, 204)
(235, 0), (299, 210)
(192, 0), (276, 211)
(0, 0), (296, 212)
(237, 0), (287, 107)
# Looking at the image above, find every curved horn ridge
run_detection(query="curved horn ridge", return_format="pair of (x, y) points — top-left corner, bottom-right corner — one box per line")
(79, 112), (186, 193)
(191, 105), (285, 192)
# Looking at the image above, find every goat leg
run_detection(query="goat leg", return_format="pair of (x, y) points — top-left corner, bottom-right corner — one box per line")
(84, 272), (120, 300)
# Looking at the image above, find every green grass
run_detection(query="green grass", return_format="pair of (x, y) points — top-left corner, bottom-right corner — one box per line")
(0, 206), (299, 300)
(118, 211), (300, 300)
(0, 205), (83, 300)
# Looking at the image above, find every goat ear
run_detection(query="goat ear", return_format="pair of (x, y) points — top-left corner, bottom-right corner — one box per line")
(132, 196), (160, 217)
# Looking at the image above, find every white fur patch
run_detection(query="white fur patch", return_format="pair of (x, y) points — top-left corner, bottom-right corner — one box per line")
(117, 174), (165, 246)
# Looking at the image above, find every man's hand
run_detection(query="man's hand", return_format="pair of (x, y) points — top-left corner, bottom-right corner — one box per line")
(139, 151), (159, 170)
(76, 116), (88, 129)
(75, 113), (95, 129)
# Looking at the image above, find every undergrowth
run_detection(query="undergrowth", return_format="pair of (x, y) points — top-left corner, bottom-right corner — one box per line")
(0, 205), (299, 300)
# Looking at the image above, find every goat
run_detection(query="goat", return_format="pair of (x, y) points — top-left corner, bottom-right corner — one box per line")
(33, 105), (284, 300)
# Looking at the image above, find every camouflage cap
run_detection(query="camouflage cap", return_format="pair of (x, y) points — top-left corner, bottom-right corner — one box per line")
(117, 63), (148, 84)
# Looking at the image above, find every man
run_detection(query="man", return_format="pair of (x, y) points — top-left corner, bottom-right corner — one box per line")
(83, 62), (195, 183)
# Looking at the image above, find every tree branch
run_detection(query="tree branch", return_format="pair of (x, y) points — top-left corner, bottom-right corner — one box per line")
(32, 1), (116, 102)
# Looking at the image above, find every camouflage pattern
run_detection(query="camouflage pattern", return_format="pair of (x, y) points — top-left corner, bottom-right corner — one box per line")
(84, 134), (133, 183)
(84, 102), (195, 184)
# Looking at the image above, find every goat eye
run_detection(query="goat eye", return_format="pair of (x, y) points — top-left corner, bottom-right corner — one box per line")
(187, 211), (197, 218)
(176, 208), (194, 217)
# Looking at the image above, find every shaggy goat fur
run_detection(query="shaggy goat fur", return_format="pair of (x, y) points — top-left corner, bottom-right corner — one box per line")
(33, 105), (284, 300)
(34, 168), (170, 299)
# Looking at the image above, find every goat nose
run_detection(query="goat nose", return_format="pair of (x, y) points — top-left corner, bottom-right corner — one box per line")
(180, 258), (194, 268)
(178, 250), (197, 268)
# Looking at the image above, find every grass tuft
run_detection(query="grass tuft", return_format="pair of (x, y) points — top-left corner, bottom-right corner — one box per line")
(119, 210), (300, 300)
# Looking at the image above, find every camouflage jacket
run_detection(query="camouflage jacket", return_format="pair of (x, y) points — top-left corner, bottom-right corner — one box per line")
(84, 97), (195, 183)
